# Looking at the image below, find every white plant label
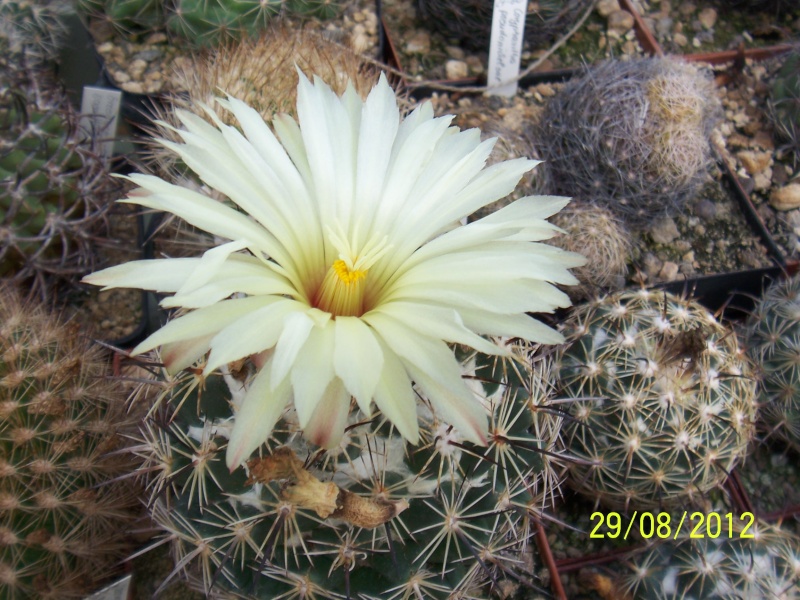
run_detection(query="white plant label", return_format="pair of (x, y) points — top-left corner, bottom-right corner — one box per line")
(79, 86), (122, 158)
(487, 0), (528, 96)
(83, 575), (132, 600)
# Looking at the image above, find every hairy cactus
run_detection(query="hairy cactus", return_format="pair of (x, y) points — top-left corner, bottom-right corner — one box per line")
(0, 67), (115, 298)
(620, 521), (800, 599)
(416, 0), (592, 52)
(548, 203), (631, 300)
(131, 342), (567, 598)
(0, 284), (142, 599)
(768, 49), (800, 166)
(535, 57), (720, 225)
(743, 275), (800, 452)
(557, 289), (758, 510)
(141, 25), (381, 181)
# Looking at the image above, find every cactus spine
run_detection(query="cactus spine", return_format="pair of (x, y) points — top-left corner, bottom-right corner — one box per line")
(131, 342), (566, 598)
(744, 275), (800, 452)
(557, 289), (758, 510)
(0, 284), (141, 599)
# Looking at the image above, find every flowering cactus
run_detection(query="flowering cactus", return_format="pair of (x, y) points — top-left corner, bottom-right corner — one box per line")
(84, 73), (584, 470)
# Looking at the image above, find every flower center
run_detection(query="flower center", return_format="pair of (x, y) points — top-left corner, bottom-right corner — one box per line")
(315, 260), (368, 317)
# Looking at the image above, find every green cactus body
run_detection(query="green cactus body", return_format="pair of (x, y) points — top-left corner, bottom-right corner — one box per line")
(557, 289), (758, 510)
(0, 285), (141, 599)
(287, 0), (342, 20)
(167, 0), (282, 47)
(620, 522), (800, 599)
(0, 69), (114, 296)
(769, 50), (800, 164)
(744, 275), (800, 451)
(133, 343), (566, 598)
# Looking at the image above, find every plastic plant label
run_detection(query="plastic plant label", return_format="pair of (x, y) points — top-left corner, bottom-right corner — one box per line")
(83, 575), (132, 600)
(79, 86), (122, 158)
(486, 0), (528, 96)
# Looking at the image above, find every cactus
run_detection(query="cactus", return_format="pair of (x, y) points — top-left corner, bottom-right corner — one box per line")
(166, 0), (282, 48)
(0, 66), (115, 299)
(130, 341), (567, 598)
(556, 289), (758, 510)
(0, 0), (69, 69)
(768, 49), (800, 166)
(141, 25), (382, 182)
(619, 521), (800, 599)
(548, 203), (631, 301)
(76, 0), (163, 40)
(534, 57), (720, 226)
(0, 284), (142, 599)
(743, 275), (800, 452)
(416, 0), (592, 53)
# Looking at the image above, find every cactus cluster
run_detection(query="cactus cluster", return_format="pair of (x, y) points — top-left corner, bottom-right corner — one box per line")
(556, 289), (758, 510)
(0, 67), (116, 298)
(131, 342), (567, 598)
(416, 0), (592, 53)
(768, 49), (800, 166)
(620, 521), (800, 599)
(743, 274), (800, 452)
(141, 25), (381, 182)
(534, 57), (720, 226)
(0, 284), (142, 599)
(78, 0), (344, 47)
(548, 203), (631, 301)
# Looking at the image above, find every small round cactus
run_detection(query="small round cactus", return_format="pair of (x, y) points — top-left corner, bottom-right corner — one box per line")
(620, 521), (800, 599)
(0, 0), (69, 69)
(0, 68), (115, 298)
(744, 274), (800, 452)
(535, 57), (720, 226)
(548, 202), (631, 300)
(557, 289), (758, 510)
(131, 342), (567, 598)
(0, 284), (142, 599)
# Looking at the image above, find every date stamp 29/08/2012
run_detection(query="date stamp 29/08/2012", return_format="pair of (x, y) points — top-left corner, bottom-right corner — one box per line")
(589, 511), (756, 541)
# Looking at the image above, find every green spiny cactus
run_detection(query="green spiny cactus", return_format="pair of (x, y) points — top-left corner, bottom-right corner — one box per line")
(535, 57), (720, 226)
(556, 289), (758, 510)
(77, 0), (163, 39)
(548, 203), (631, 301)
(0, 0), (69, 69)
(416, 0), (592, 53)
(619, 521), (800, 599)
(287, 0), (341, 20)
(0, 284), (142, 599)
(131, 341), (567, 598)
(744, 275), (800, 452)
(0, 67), (115, 298)
(768, 49), (800, 166)
(166, 0), (281, 48)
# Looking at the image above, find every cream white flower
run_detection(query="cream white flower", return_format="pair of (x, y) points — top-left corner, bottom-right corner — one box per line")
(84, 73), (583, 469)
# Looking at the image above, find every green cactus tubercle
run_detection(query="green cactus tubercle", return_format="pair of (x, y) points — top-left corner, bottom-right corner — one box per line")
(133, 342), (567, 598)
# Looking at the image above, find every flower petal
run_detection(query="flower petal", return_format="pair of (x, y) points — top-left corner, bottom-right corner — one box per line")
(290, 322), (336, 428)
(302, 377), (351, 449)
(371, 340), (419, 444)
(270, 311), (318, 389)
(333, 316), (383, 417)
(226, 363), (292, 469)
(132, 296), (276, 356)
(82, 258), (199, 292)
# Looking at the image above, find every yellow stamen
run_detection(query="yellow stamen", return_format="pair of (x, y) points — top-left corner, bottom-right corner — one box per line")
(315, 260), (368, 317)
